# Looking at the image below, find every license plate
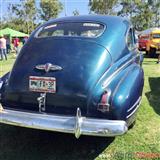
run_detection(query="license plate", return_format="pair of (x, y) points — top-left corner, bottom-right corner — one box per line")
(29, 76), (56, 93)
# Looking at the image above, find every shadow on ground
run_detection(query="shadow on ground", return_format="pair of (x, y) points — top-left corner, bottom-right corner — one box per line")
(139, 53), (158, 65)
(142, 62), (157, 65)
(143, 53), (158, 59)
(145, 77), (160, 115)
(0, 124), (114, 160)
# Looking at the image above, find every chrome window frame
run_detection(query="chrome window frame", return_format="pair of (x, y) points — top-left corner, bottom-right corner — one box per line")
(126, 27), (137, 51)
(34, 21), (106, 39)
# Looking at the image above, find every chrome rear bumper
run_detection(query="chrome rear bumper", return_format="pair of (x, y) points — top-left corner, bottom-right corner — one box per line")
(0, 107), (128, 138)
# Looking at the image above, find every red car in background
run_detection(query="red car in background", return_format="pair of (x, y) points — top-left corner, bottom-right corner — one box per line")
(138, 34), (149, 51)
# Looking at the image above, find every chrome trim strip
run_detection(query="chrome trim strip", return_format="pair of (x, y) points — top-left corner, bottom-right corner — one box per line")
(127, 97), (141, 113)
(102, 54), (140, 89)
(34, 21), (106, 39)
(102, 58), (133, 88)
(111, 68), (131, 107)
(126, 98), (141, 119)
(0, 107), (128, 138)
(126, 104), (140, 119)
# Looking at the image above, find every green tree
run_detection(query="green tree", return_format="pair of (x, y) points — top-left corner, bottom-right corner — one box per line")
(131, 3), (153, 30)
(10, 0), (38, 34)
(39, 0), (63, 21)
(118, 0), (160, 30)
(89, 0), (118, 15)
(88, 0), (159, 30)
(1, 17), (24, 33)
(117, 0), (154, 30)
(149, 0), (160, 27)
(24, 0), (37, 33)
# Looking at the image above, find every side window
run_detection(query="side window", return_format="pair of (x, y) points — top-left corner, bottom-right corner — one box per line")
(127, 28), (135, 50)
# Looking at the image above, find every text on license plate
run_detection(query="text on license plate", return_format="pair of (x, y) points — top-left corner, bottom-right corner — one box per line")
(29, 76), (56, 93)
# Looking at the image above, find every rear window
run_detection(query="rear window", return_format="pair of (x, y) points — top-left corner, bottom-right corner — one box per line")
(35, 22), (105, 38)
(152, 34), (160, 39)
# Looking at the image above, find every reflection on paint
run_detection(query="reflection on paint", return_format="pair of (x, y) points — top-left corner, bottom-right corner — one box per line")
(94, 50), (107, 73)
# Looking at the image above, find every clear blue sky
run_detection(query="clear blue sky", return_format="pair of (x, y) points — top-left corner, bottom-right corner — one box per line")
(0, 0), (90, 19)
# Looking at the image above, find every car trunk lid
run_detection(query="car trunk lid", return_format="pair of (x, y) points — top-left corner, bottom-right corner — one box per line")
(3, 38), (111, 115)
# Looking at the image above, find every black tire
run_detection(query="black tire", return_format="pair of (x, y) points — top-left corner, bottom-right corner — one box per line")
(149, 47), (156, 58)
(129, 120), (136, 129)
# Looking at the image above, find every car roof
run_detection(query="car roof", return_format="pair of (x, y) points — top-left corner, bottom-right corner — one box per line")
(32, 15), (131, 62)
(47, 15), (129, 26)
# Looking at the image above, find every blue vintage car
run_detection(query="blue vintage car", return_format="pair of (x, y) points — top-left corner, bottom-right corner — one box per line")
(0, 15), (144, 138)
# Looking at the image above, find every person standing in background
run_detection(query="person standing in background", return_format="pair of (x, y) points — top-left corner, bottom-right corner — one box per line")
(22, 36), (28, 45)
(0, 35), (7, 60)
(13, 37), (20, 55)
(6, 36), (11, 54)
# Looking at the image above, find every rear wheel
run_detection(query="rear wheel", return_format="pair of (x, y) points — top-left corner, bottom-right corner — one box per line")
(149, 47), (156, 58)
(128, 120), (136, 129)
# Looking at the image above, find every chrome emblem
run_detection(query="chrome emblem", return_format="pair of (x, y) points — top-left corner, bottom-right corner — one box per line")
(35, 63), (62, 72)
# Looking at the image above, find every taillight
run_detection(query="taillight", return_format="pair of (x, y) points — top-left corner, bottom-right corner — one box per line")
(97, 91), (110, 113)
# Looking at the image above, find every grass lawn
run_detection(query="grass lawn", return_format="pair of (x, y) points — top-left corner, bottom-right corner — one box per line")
(0, 54), (16, 77)
(0, 55), (160, 160)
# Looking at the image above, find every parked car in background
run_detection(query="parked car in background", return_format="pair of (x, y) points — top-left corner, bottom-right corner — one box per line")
(146, 28), (160, 57)
(138, 34), (149, 51)
(0, 15), (144, 138)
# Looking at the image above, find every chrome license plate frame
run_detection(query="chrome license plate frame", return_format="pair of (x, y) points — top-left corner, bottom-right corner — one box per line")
(29, 76), (56, 93)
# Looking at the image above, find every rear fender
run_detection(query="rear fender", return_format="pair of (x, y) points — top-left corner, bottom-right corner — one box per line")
(88, 54), (134, 116)
(111, 65), (144, 121)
